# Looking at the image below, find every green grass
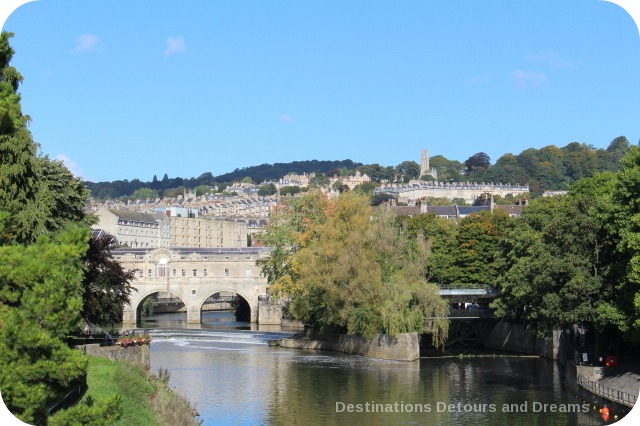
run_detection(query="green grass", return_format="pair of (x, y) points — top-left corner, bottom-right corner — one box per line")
(82, 357), (157, 426)
(77, 356), (200, 426)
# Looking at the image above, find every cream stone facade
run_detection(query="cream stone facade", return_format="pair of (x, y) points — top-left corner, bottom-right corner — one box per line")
(376, 181), (529, 205)
(117, 247), (269, 324)
(169, 216), (247, 248)
(93, 207), (248, 249)
(93, 208), (169, 248)
(329, 170), (371, 190)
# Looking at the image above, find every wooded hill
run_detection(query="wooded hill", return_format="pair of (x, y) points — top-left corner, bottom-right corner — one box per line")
(84, 136), (632, 200)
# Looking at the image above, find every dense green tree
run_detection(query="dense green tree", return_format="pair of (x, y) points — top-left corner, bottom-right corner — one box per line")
(0, 32), (38, 242)
(353, 181), (379, 196)
(492, 195), (608, 337)
(464, 152), (491, 177)
(259, 191), (331, 290)
(605, 146), (640, 341)
(395, 160), (421, 181)
(429, 155), (465, 182)
(257, 183), (277, 196)
(193, 184), (212, 196)
(448, 210), (513, 285)
(280, 185), (302, 196)
(0, 33), (128, 423)
(0, 221), (90, 423)
(81, 233), (136, 326)
(274, 192), (449, 345)
(402, 213), (457, 284)
(130, 187), (158, 200)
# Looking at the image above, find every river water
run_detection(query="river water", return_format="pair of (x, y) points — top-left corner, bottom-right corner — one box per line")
(138, 312), (609, 425)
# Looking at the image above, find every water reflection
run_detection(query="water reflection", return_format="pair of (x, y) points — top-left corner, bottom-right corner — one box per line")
(143, 311), (606, 425)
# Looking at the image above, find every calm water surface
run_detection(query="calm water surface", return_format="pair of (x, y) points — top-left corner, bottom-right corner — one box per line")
(139, 312), (609, 425)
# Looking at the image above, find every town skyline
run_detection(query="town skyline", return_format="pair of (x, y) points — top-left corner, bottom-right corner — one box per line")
(3, 1), (639, 182)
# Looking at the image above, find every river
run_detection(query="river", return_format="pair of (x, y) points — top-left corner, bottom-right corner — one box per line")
(137, 311), (608, 425)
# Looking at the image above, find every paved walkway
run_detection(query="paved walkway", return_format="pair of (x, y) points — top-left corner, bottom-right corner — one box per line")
(598, 358), (640, 400)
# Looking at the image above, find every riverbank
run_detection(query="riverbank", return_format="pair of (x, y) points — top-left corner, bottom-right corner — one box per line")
(80, 356), (200, 425)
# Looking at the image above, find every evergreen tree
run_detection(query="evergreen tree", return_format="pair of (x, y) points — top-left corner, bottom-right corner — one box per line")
(0, 32), (38, 242)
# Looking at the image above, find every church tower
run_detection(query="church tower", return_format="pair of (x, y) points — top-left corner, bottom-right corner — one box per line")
(420, 149), (430, 177)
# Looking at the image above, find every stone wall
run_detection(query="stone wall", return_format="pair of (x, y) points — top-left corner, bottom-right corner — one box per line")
(278, 329), (420, 361)
(258, 299), (283, 325)
(481, 320), (561, 359)
(76, 344), (150, 370)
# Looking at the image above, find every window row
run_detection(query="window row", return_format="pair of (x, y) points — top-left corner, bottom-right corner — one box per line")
(138, 268), (254, 278)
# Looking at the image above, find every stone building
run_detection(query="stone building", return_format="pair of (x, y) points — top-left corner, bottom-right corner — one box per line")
(93, 207), (247, 249)
(329, 170), (371, 190)
(93, 208), (169, 248)
(168, 216), (247, 248)
(375, 181), (529, 205)
(420, 149), (438, 180)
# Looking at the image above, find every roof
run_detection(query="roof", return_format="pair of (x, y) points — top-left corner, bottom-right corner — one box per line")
(423, 205), (457, 216)
(457, 206), (491, 215)
(107, 209), (160, 223)
(494, 205), (524, 216)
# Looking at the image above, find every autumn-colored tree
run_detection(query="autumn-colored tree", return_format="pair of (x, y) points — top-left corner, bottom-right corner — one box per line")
(267, 192), (449, 346)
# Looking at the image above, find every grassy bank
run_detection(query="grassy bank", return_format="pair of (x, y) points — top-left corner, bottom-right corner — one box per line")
(78, 357), (200, 425)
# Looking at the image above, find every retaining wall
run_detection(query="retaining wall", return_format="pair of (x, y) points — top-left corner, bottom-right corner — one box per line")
(76, 344), (150, 370)
(278, 329), (420, 361)
(481, 320), (561, 359)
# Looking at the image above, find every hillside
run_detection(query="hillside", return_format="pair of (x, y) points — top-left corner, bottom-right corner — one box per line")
(84, 136), (632, 200)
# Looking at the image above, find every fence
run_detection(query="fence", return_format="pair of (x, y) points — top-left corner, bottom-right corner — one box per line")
(577, 375), (637, 408)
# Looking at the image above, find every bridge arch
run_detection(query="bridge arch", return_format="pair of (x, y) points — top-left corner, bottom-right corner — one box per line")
(118, 247), (269, 325)
(195, 289), (253, 323)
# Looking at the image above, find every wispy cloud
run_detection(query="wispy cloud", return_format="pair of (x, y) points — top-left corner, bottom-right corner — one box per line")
(466, 74), (491, 85)
(279, 114), (295, 124)
(511, 69), (548, 89)
(163, 36), (187, 58)
(525, 50), (576, 68)
(55, 154), (85, 179)
(72, 34), (103, 54)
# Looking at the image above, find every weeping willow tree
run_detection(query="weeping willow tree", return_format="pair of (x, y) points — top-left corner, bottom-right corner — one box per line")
(268, 191), (449, 347)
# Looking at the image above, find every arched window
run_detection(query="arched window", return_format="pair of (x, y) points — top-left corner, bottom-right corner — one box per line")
(157, 258), (169, 277)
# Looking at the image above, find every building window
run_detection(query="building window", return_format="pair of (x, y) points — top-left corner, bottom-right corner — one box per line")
(192, 269), (197, 277)
(245, 269), (251, 277)
(148, 269), (152, 277)
(172, 269), (177, 277)
(182, 269), (186, 277)
(224, 269), (230, 277)
(139, 270), (143, 277)
(204, 269), (208, 277)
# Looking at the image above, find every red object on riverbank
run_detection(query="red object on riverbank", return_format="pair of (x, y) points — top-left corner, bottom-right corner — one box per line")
(605, 356), (619, 367)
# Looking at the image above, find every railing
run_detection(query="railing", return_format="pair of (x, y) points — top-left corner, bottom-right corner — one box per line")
(577, 375), (637, 407)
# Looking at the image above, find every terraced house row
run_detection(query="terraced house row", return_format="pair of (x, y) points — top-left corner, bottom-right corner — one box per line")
(92, 207), (248, 249)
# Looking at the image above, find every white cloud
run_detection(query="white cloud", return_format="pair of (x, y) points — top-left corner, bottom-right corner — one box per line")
(55, 154), (85, 178)
(511, 69), (548, 89)
(163, 36), (187, 58)
(525, 51), (576, 68)
(72, 34), (102, 53)
(279, 114), (295, 123)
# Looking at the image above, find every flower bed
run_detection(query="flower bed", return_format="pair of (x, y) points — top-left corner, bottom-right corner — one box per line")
(116, 335), (151, 347)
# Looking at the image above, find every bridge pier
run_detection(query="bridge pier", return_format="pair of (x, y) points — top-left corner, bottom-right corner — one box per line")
(123, 305), (137, 324)
(187, 307), (201, 324)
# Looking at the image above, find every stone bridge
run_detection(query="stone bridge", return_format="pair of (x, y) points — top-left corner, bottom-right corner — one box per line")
(114, 247), (270, 324)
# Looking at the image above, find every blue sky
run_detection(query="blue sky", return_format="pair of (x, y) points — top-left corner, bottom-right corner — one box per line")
(3, 1), (640, 182)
